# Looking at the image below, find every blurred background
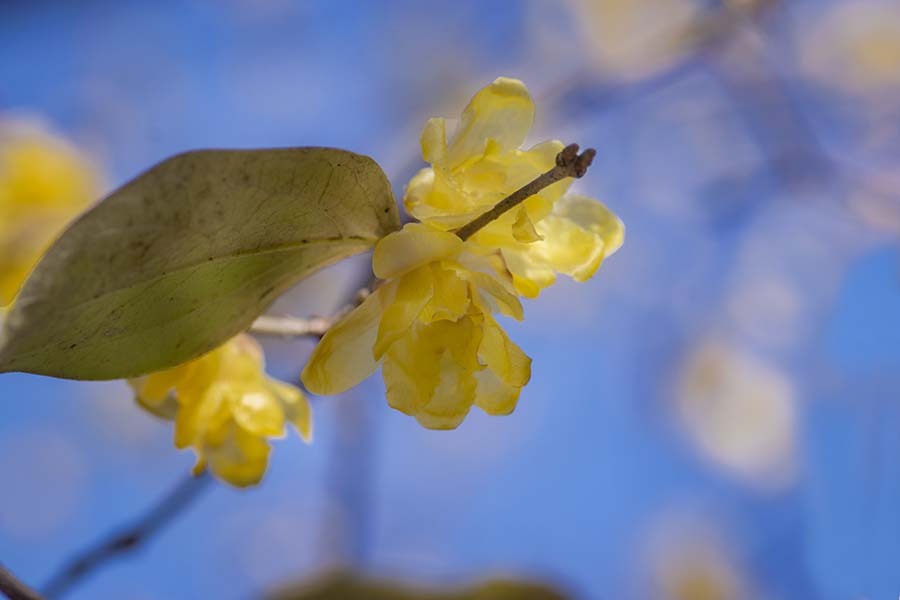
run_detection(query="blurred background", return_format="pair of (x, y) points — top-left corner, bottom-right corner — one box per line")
(1, 0), (899, 598)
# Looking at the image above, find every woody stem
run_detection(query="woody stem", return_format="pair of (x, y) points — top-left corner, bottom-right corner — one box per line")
(453, 143), (596, 241)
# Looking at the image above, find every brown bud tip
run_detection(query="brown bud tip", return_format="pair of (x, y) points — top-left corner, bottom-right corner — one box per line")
(573, 148), (596, 177)
(557, 143), (580, 167)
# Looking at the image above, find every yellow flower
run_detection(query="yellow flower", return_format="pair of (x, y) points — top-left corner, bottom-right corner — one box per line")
(130, 334), (312, 487)
(303, 222), (531, 429)
(302, 77), (623, 428)
(0, 119), (98, 305)
(405, 77), (624, 297)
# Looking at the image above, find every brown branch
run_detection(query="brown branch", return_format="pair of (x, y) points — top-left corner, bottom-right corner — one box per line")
(0, 564), (44, 600)
(453, 143), (596, 241)
(41, 472), (212, 599)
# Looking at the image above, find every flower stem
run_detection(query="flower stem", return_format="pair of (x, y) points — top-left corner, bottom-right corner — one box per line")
(453, 143), (596, 241)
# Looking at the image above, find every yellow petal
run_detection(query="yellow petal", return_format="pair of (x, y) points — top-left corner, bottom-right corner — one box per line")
(372, 222), (462, 279)
(173, 381), (230, 448)
(453, 267), (523, 321)
(478, 316), (531, 388)
(130, 365), (192, 405)
(301, 285), (389, 395)
(374, 267), (433, 359)
(415, 347), (478, 430)
(447, 77), (535, 166)
(474, 317), (530, 416)
(420, 117), (447, 164)
(416, 317), (483, 429)
(205, 424), (271, 487)
(474, 368), (522, 416)
(270, 380), (313, 442)
(130, 380), (180, 420)
(382, 317), (482, 430)
(420, 263), (470, 323)
(511, 205), (543, 243)
(502, 248), (556, 298)
(381, 327), (437, 418)
(553, 193), (626, 258)
(230, 387), (285, 438)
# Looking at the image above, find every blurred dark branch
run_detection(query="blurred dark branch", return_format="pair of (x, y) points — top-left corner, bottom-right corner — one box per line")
(0, 564), (43, 600)
(42, 472), (212, 599)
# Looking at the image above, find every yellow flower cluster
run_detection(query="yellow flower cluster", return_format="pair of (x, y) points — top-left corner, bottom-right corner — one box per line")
(130, 334), (311, 487)
(0, 120), (98, 306)
(302, 77), (624, 429)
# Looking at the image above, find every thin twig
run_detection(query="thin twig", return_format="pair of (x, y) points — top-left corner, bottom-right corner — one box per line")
(0, 564), (44, 600)
(248, 288), (371, 339)
(41, 472), (212, 599)
(249, 315), (334, 339)
(453, 143), (596, 241)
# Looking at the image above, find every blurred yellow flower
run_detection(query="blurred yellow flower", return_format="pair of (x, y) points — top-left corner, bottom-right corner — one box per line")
(405, 77), (623, 297)
(801, 1), (900, 96)
(303, 222), (530, 429)
(0, 119), (98, 306)
(566, 0), (702, 81)
(130, 334), (312, 487)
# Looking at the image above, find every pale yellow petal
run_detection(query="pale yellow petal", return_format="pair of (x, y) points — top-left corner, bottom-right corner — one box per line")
(372, 222), (462, 279)
(270, 380), (313, 442)
(130, 380), (180, 420)
(420, 263), (470, 323)
(447, 77), (535, 166)
(478, 316), (531, 388)
(502, 248), (556, 298)
(205, 424), (270, 487)
(382, 327), (438, 417)
(231, 388), (285, 438)
(374, 267), (433, 359)
(454, 268), (523, 321)
(174, 382), (229, 448)
(414, 346), (478, 430)
(553, 193), (626, 258)
(130, 365), (192, 405)
(382, 315), (482, 428)
(420, 117), (447, 164)
(414, 318), (483, 429)
(301, 285), (389, 395)
(474, 368), (522, 416)
(531, 214), (606, 282)
(511, 205), (543, 243)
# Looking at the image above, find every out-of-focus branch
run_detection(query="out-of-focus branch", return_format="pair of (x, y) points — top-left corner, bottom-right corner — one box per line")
(0, 564), (44, 600)
(41, 472), (212, 599)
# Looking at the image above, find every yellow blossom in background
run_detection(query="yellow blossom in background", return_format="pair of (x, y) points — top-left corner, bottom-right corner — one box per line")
(130, 334), (312, 487)
(302, 78), (623, 428)
(801, 0), (900, 96)
(0, 119), (98, 306)
(405, 77), (624, 298)
(677, 341), (796, 489)
(303, 222), (530, 429)
(566, 0), (702, 81)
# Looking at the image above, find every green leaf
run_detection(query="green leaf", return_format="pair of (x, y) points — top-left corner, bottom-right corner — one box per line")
(0, 147), (400, 380)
